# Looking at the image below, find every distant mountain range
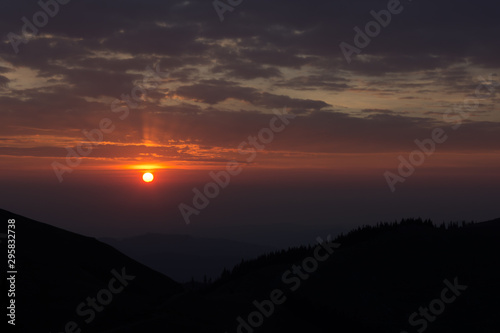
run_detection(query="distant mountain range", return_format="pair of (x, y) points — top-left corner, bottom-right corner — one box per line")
(2, 208), (499, 333)
(100, 234), (275, 282)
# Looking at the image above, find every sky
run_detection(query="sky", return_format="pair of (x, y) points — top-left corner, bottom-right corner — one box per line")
(0, 0), (499, 244)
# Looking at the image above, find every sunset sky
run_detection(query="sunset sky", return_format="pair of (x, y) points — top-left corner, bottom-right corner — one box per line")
(1, 0), (499, 242)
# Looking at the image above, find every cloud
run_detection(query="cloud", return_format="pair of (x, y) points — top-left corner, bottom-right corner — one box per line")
(174, 80), (331, 112)
(276, 74), (350, 91)
(0, 0), (498, 170)
(0, 75), (8, 87)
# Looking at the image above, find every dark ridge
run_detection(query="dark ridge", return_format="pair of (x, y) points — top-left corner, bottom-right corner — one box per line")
(2, 209), (499, 333)
(0, 208), (183, 333)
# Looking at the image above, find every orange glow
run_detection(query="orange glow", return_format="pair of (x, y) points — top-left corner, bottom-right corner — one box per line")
(142, 172), (154, 182)
(128, 164), (166, 170)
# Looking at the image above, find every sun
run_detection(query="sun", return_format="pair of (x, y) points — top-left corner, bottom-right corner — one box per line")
(142, 172), (154, 183)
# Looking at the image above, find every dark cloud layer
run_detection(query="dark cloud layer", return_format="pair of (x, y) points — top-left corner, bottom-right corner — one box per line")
(0, 0), (499, 162)
(2, 0), (499, 76)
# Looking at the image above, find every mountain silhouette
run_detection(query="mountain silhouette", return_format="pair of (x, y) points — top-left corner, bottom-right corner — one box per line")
(0, 209), (183, 333)
(2, 209), (499, 333)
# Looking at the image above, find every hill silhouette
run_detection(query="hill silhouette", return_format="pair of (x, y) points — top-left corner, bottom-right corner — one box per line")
(137, 218), (499, 333)
(0, 209), (183, 333)
(2, 209), (499, 333)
